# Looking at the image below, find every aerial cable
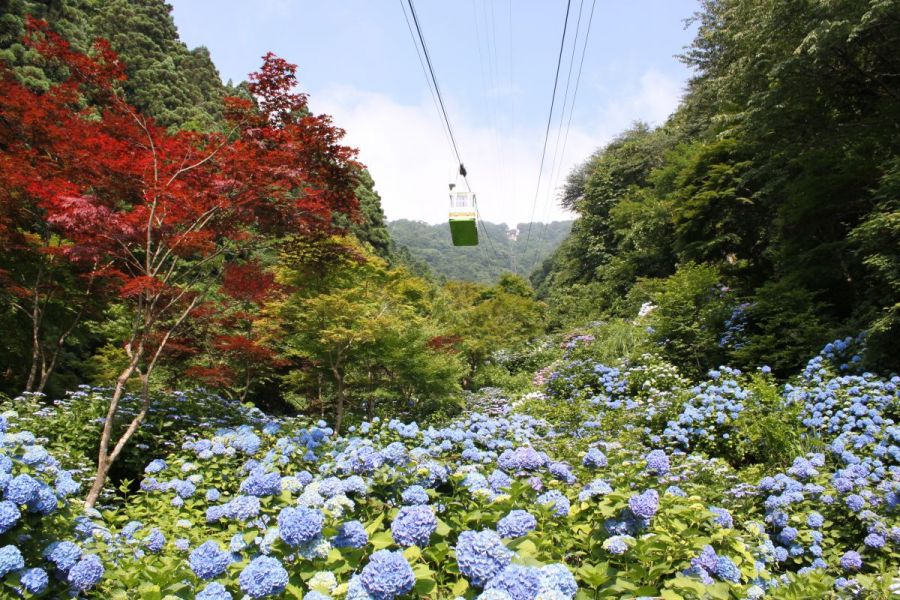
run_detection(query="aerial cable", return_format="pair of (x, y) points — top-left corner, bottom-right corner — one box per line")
(401, 0), (505, 256)
(474, 198), (499, 256)
(533, 0), (598, 268)
(398, 0), (456, 164)
(405, 0), (465, 176)
(524, 0), (574, 252)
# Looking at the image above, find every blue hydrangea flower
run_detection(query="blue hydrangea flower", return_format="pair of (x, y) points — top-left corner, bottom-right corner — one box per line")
(359, 550), (415, 600)
(238, 556), (289, 598)
(145, 459), (167, 474)
(171, 479), (197, 499)
(485, 564), (542, 600)
(538, 563), (577, 598)
(456, 529), (513, 588)
(691, 545), (718, 574)
(806, 512), (824, 528)
(644, 450), (670, 476)
(21, 567), (48, 594)
(498, 447), (548, 472)
(864, 533), (885, 549)
(55, 471), (80, 496)
(27, 482), (58, 515)
(196, 582), (233, 600)
(346, 575), (375, 600)
(548, 462), (577, 484)
(44, 540), (81, 572)
(334, 520), (369, 549)
(5, 474), (39, 504)
(278, 507), (324, 547)
(496, 510), (536, 538)
(709, 507), (732, 529)
(714, 556), (741, 582)
(628, 489), (659, 519)
(778, 526), (798, 544)
(401, 485), (429, 505)
(226, 495), (261, 521)
(840, 551), (862, 571)
(391, 505), (436, 547)
(0, 500), (20, 534)
(20, 445), (48, 466)
(145, 528), (165, 553)
(488, 470), (513, 492)
(0, 545), (24, 576)
(189, 541), (230, 580)
(602, 535), (633, 555)
(582, 447), (607, 468)
(67, 554), (104, 591)
(536, 490), (570, 517)
(665, 485), (687, 497)
(121, 520), (143, 540)
(846, 493), (865, 513)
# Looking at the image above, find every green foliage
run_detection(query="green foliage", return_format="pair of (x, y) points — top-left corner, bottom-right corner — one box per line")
(273, 237), (467, 430)
(2, 388), (252, 492)
(570, 321), (651, 367)
(848, 158), (900, 372)
(336, 169), (393, 260)
(731, 374), (806, 469)
(537, 0), (900, 375)
(0, 0), (225, 130)
(729, 281), (835, 376)
(637, 263), (731, 377)
(438, 276), (547, 377)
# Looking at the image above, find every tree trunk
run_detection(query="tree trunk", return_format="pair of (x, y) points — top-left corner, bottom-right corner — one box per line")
(366, 368), (374, 420)
(84, 457), (111, 509)
(332, 366), (345, 434)
(23, 267), (44, 393)
(84, 357), (140, 508)
(317, 372), (324, 419)
(25, 341), (39, 393)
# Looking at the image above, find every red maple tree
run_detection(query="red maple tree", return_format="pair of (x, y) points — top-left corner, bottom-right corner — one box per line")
(0, 21), (360, 506)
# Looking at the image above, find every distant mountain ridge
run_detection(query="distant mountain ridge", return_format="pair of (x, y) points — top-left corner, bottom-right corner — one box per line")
(388, 220), (573, 283)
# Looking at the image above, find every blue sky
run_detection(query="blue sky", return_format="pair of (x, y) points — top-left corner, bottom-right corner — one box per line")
(169, 0), (699, 226)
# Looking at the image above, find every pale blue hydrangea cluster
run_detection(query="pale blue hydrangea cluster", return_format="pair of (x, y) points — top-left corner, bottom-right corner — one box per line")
(662, 367), (749, 449)
(496, 510), (536, 538)
(390, 505), (436, 547)
(358, 550), (415, 600)
(238, 555), (288, 598)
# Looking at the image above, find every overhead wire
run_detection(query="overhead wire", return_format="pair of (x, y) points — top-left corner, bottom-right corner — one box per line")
(402, 0), (504, 256)
(532, 0), (597, 270)
(404, 0), (465, 178)
(523, 0), (574, 254)
(480, 0), (513, 268)
(397, 0), (455, 165)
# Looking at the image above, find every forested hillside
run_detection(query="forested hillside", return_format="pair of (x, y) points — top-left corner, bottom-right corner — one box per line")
(389, 220), (572, 283)
(534, 0), (899, 376)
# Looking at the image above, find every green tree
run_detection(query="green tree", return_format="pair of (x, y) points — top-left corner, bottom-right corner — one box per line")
(274, 237), (465, 431)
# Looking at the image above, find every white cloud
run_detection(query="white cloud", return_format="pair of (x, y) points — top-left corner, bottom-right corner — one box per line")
(312, 69), (682, 228)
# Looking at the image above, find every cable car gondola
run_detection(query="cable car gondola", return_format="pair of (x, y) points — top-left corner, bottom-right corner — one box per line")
(448, 165), (478, 246)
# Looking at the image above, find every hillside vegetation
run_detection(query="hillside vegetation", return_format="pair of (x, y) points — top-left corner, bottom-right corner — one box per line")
(388, 220), (572, 284)
(534, 0), (899, 377)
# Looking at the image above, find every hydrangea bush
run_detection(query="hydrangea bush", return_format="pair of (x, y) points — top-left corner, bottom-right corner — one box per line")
(0, 336), (896, 598)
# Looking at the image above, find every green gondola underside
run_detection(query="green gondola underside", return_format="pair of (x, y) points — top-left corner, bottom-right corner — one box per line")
(449, 218), (478, 246)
